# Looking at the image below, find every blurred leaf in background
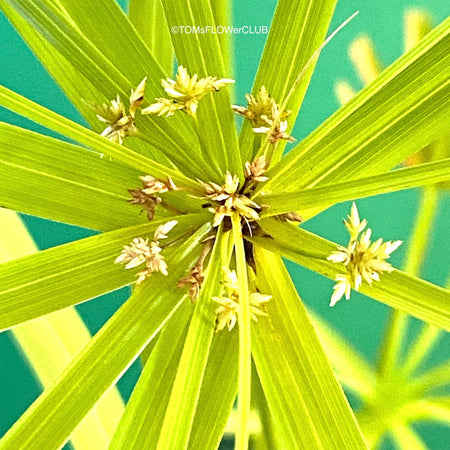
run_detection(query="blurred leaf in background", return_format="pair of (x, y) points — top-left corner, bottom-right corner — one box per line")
(0, 0), (448, 449)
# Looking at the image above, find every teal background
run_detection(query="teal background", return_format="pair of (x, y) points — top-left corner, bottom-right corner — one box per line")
(0, 0), (448, 448)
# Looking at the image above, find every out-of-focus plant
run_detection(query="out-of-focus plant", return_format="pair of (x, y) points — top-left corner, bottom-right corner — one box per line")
(0, 1), (448, 449)
(330, 9), (450, 448)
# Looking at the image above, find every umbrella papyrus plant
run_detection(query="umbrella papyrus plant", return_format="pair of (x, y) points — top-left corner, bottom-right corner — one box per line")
(0, 0), (449, 449)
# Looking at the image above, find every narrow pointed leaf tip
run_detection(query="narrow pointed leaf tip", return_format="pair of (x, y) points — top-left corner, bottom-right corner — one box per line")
(279, 10), (359, 114)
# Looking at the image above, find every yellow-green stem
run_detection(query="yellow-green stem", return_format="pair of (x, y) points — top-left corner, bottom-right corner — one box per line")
(232, 213), (251, 450)
(377, 311), (408, 377)
(400, 322), (442, 378)
(399, 186), (442, 377)
(391, 423), (427, 450)
(377, 186), (439, 377)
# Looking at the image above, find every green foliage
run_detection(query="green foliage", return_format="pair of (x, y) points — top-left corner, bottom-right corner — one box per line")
(0, 0), (448, 449)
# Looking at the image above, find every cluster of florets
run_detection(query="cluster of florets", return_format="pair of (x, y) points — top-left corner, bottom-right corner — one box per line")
(201, 172), (262, 228)
(115, 220), (178, 284)
(143, 65), (234, 117)
(90, 78), (146, 144)
(327, 203), (402, 306)
(212, 267), (271, 332)
(233, 86), (295, 145)
(128, 176), (177, 220)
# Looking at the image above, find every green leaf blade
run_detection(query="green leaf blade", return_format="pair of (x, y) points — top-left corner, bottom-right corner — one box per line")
(0, 123), (146, 230)
(0, 208), (125, 448)
(128, 0), (174, 75)
(188, 330), (238, 449)
(109, 301), (192, 450)
(210, 0), (233, 77)
(156, 231), (225, 448)
(0, 85), (198, 188)
(0, 0), (212, 178)
(162, 0), (242, 178)
(239, 0), (338, 162)
(253, 220), (450, 331)
(263, 18), (450, 193)
(0, 215), (207, 331)
(0, 225), (208, 450)
(252, 248), (366, 449)
(309, 311), (376, 399)
(258, 159), (450, 217)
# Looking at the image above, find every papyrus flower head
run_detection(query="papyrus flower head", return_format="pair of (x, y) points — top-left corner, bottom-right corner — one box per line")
(233, 85), (291, 129)
(252, 103), (295, 145)
(201, 172), (261, 227)
(327, 203), (402, 306)
(115, 220), (178, 284)
(127, 175), (177, 220)
(244, 155), (269, 183)
(91, 78), (147, 144)
(142, 65), (234, 117)
(213, 267), (271, 332)
(177, 266), (204, 302)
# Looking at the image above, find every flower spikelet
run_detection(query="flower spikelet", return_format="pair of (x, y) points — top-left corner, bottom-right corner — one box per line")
(244, 155), (269, 183)
(344, 201), (368, 241)
(128, 175), (176, 220)
(213, 268), (271, 332)
(115, 220), (177, 284)
(252, 103), (295, 145)
(177, 266), (204, 302)
(128, 189), (161, 221)
(140, 175), (177, 195)
(201, 172), (261, 227)
(327, 203), (402, 306)
(91, 78), (147, 144)
(143, 65), (234, 117)
(277, 211), (303, 223)
(233, 85), (291, 129)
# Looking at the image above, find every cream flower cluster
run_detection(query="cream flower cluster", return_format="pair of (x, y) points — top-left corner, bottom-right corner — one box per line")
(92, 78), (147, 144)
(143, 65), (234, 117)
(233, 86), (294, 145)
(244, 155), (269, 183)
(327, 203), (402, 306)
(213, 268), (271, 332)
(201, 172), (261, 227)
(115, 220), (178, 284)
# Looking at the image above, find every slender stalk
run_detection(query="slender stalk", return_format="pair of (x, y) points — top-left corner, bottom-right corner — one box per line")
(363, 185), (443, 447)
(391, 423), (427, 450)
(349, 36), (382, 85)
(403, 398), (450, 424)
(377, 310), (409, 377)
(400, 323), (442, 378)
(409, 361), (450, 394)
(399, 186), (442, 377)
(404, 186), (439, 275)
(377, 186), (439, 376)
(232, 213), (251, 450)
